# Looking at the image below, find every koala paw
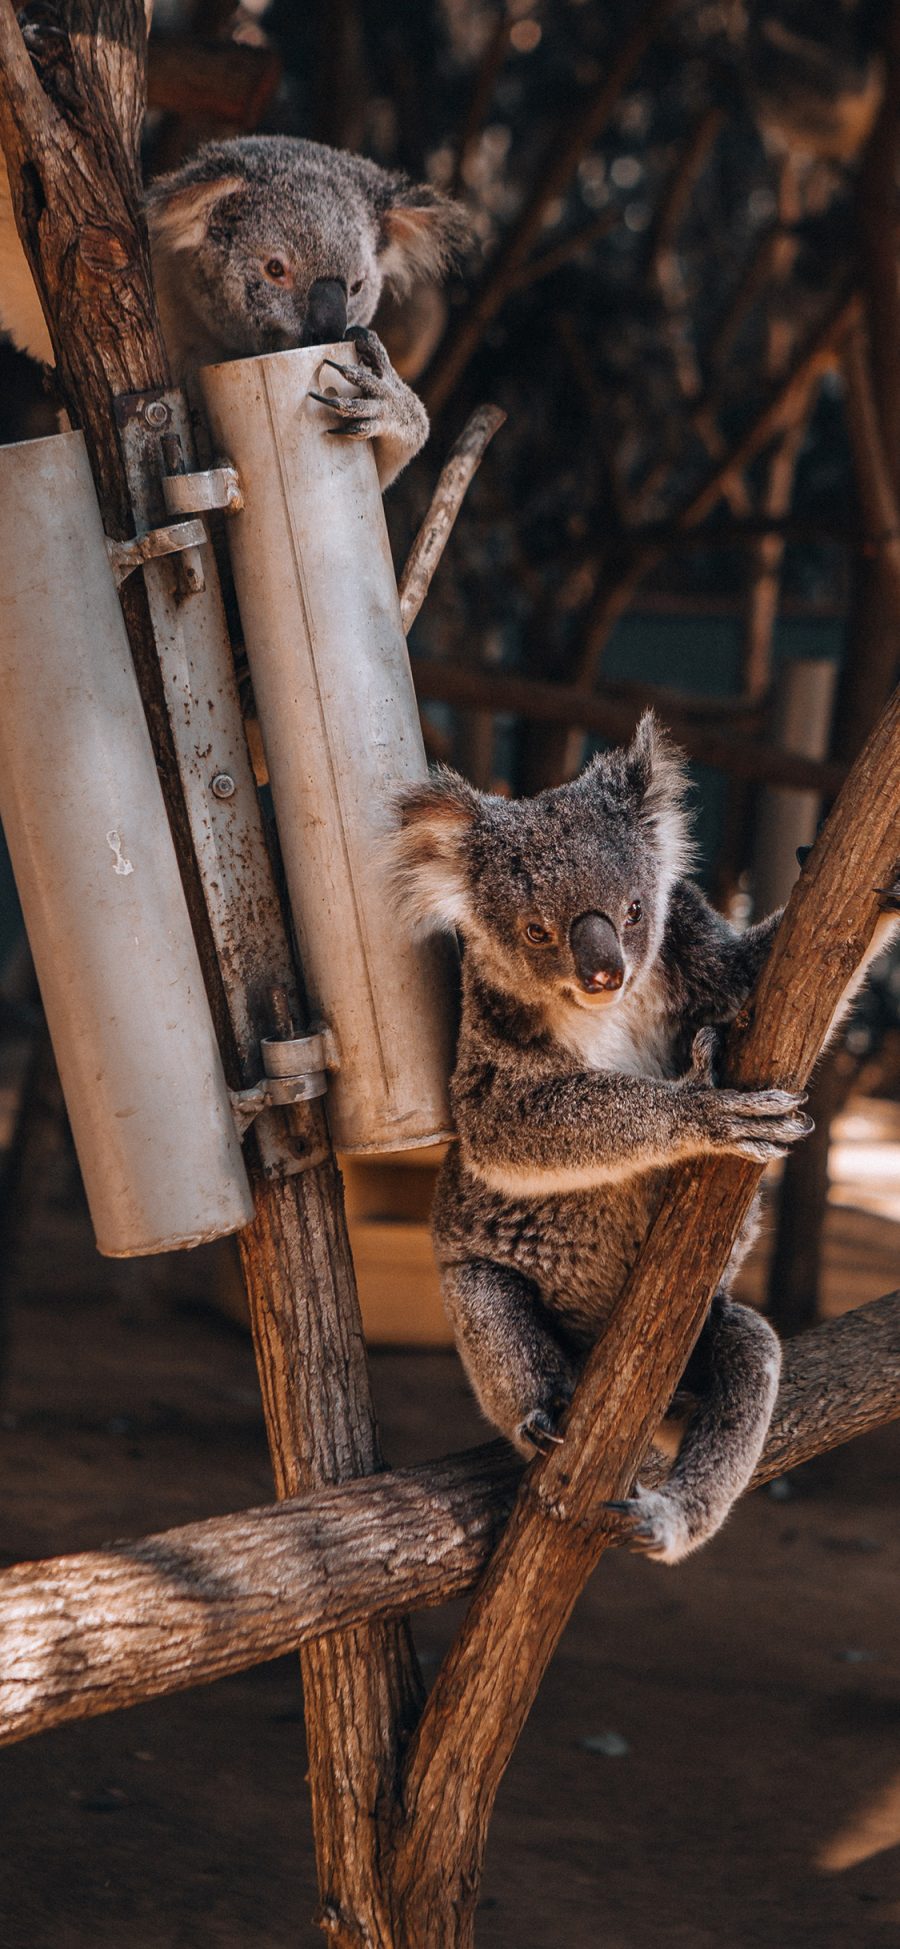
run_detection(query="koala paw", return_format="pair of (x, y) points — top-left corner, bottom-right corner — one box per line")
(309, 327), (428, 461)
(708, 1086), (813, 1163)
(604, 1489), (696, 1565)
(516, 1379), (575, 1457)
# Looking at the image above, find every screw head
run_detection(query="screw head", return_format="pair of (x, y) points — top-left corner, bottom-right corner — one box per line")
(143, 400), (170, 429)
(211, 772), (236, 800)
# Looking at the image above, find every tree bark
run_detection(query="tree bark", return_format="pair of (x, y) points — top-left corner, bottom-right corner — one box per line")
(2, 1289), (897, 1751)
(384, 683), (900, 1945)
(0, 10), (421, 1941)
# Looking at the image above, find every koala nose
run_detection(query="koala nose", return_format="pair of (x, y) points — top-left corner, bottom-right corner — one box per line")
(301, 278), (348, 347)
(569, 912), (624, 994)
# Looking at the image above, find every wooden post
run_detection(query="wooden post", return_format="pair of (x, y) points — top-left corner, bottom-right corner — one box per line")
(0, 7), (421, 1940)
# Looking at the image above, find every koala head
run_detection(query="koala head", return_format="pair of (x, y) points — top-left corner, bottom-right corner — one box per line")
(391, 715), (693, 1021)
(145, 135), (470, 359)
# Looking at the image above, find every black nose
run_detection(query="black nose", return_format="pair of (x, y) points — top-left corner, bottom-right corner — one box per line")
(569, 912), (624, 994)
(301, 278), (348, 347)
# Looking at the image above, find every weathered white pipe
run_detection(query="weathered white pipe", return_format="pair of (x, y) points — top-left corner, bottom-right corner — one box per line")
(199, 344), (455, 1155)
(0, 431), (254, 1255)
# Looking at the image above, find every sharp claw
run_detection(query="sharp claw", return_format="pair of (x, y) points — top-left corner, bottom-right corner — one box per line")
(321, 359), (353, 378)
(602, 1501), (633, 1514)
(309, 389), (341, 408)
(326, 420), (369, 438)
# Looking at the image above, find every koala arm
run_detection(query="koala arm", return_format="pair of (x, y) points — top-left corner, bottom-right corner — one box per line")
(452, 1046), (810, 1196)
(310, 326), (429, 488)
(662, 883), (784, 1025)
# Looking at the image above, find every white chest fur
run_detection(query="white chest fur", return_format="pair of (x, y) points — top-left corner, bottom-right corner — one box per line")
(553, 978), (674, 1080)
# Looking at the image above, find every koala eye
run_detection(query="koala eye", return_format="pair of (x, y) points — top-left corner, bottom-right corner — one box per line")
(349, 278), (364, 296)
(624, 900), (643, 927)
(524, 921), (555, 947)
(263, 257), (289, 282)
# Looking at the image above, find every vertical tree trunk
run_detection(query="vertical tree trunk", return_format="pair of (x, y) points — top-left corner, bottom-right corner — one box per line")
(0, 9), (419, 1939)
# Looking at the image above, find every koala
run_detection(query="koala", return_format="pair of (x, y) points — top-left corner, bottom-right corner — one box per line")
(392, 714), (837, 1564)
(0, 134), (468, 487)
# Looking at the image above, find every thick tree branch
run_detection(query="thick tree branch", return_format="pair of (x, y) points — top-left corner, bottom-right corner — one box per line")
(386, 683), (900, 1944)
(1, 1292), (897, 1750)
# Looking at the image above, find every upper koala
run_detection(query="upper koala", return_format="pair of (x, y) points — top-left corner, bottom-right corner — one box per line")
(0, 134), (469, 484)
(391, 716), (816, 1564)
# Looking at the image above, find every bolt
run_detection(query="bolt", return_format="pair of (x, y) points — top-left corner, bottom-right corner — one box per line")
(143, 400), (170, 429)
(211, 773), (236, 800)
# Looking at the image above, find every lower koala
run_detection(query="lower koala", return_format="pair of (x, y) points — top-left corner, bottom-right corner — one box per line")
(391, 714), (890, 1564)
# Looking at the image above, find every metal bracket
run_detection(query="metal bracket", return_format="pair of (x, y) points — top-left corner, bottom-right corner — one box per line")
(162, 464), (244, 518)
(230, 1024), (340, 1138)
(106, 518), (207, 589)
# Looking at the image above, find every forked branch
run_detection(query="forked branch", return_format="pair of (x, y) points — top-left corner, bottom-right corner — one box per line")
(386, 683), (900, 1943)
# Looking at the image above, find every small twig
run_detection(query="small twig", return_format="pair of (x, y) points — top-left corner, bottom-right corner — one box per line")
(399, 404), (506, 633)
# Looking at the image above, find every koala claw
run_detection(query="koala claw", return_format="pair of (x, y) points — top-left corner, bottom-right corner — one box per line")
(519, 1407), (566, 1456)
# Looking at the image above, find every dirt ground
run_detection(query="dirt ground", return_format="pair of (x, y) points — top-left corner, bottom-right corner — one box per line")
(0, 1163), (898, 1949)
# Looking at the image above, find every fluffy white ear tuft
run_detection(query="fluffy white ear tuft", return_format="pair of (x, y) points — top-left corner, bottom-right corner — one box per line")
(378, 186), (471, 294)
(627, 711), (695, 888)
(145, 175), (245, 254)
(387, 769), (480, 934)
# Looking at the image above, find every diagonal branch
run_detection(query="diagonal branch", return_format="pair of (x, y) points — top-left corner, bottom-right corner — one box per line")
(423, 0), (679, 415)
(387, 682), (900, 1940)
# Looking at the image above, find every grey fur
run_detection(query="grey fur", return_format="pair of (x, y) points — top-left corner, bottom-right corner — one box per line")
(391, 713), (813, 1564)
(1, 135), (469, 487)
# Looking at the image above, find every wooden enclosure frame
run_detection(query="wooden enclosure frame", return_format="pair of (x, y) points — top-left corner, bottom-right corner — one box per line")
(0, 5), (899, 1942)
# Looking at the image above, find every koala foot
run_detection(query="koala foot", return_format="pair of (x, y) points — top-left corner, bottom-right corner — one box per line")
(603, 1489), (698, 1565)
(516, 1378), (575, 1457)
(309, 326), (428, 486)
(518, 1407), (566, 1456)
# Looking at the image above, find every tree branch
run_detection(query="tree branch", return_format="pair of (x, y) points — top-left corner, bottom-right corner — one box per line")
(423, 0), (679, 415)
(387, 682), (900, 1942)
(399, 405), (506, 633)
(411, 658), (847, 794)
(2, 1292), (897, 1750)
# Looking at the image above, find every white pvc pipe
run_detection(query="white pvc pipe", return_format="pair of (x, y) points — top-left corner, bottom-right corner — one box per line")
(0, 430), (254, 1255)
(199, 344), (455, 1155)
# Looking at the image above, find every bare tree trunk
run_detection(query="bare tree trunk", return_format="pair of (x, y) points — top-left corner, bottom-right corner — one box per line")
(0, 10), (420, 1941)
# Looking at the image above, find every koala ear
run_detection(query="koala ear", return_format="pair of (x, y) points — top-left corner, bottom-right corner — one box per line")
(387, 769), (480, 933)
(145, 174), (245, 254)
(378, 182), (472, 293)
(626, 712), (694, 885)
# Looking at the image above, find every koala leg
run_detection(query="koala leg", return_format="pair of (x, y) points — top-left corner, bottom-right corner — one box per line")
(611, 1296), (781, 1566)
(441, 1257), (578, 1457)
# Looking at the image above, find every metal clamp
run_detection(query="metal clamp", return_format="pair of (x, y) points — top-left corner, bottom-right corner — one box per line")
(162, 465), (244, 518)
(230, 1024), (340, 1137)
(106, 518), (207, 589)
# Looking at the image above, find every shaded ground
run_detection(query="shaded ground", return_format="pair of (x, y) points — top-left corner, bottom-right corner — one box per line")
(0, 1164), (898, 1947)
